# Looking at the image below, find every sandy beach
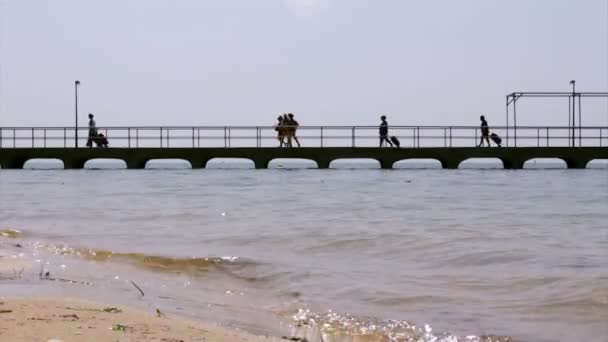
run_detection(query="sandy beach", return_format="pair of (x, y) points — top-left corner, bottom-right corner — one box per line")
(0, 298), (284, 342)
(0, 237), (284, 342)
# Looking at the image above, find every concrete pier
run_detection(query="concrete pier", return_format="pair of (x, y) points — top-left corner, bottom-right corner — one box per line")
(0, 147), (607, 169)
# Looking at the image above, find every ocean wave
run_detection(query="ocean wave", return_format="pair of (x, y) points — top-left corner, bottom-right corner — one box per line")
(38, 243), (257, 274)
(0, 229), (23, 238)
(284, 308), (514, 342)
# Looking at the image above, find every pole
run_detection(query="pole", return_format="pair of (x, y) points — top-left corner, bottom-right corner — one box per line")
(75, 80), (80, 148)
(514, 98), (517, 147)
(570, 80), (576, 147)
(506, 96), (509, 147)
(578, 95), (582, 147)
(568, 96), (571, 147)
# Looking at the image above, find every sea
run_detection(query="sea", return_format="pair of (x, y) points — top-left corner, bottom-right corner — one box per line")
(1, 161), (607, 342)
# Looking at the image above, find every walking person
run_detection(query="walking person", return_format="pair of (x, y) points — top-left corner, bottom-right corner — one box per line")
(86, 113), (97, 148)
(478, 115), (490, 147)
(379, 115), (393, 147)
(275, 115), (285, 147)
(286, 113), (301, 148)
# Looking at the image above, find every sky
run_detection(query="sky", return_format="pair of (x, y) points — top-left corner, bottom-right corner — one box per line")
(0, 0), (607, 127)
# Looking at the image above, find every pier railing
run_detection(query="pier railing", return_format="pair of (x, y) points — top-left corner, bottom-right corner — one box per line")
(0, 125), (606, 149)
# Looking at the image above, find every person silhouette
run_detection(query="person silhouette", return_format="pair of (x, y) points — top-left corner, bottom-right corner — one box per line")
(478, 115), (490, 147)
(275, 115), (285, 147)
(286, 113), (301, 148)
(86, 113), (97, 148)
(379, 115), (393, 147)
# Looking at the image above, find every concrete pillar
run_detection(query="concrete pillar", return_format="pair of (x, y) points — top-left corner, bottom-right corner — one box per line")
(63, 158), (85, 169)
(253, 159), (269, 169)
(189, 158), (209, 169)
(378, 159), (395, 169)
(565, 158), (588, 169)
(316, 159), (331, 169)
(501, 158), (525, 170)
(126, 159), (147, 169)
(440, 159), (461, 169)
(0, 158), (25, 169)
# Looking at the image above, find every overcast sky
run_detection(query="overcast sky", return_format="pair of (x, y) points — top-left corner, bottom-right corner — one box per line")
(0, 0), (606, 127)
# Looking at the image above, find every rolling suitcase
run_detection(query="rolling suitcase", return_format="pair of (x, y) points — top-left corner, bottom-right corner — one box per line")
(490, 133), (502, 147)
(390, 136), (400, 147)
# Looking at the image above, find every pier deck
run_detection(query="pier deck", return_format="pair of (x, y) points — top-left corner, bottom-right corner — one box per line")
(1, 147), (607, 169)
(1, 125), (607, 169)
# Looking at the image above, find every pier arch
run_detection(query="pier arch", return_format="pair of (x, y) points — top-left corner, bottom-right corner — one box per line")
(329, 158), (381, 169)
(586, 159), (608, 169)
(23, 158), (64, 169)
(145, 159), (192, 169)
(393, 159), (442, 169)
(205, 158), (255, 169)
(523, 158), (567, 169)
(459, 158), (504, 169)
(268, 158), (318, 169)
(84, 158), (127, 169)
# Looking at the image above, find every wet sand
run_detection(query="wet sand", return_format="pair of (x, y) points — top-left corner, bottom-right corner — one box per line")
(0, 298), (283, 342)
(0, 242), (283, 342)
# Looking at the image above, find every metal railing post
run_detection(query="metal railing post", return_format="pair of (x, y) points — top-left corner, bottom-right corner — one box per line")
(63, 128), (66, 148)
(128, 128), (131, 148)
(192, 127), (195, 148)
(13, 128), (16, 147)
(320, 127), (324, 147)
(224, 126), (227, 148)
(160, 127), (163, 148)
(44, 129), (47, 148)
(474, 128), (478, 146)
(546, 127), (549, 147)
(197, 128), (200, 148)
(136, 128), (139, 148)
(351, 127), (355, 147)
(0, 128), (2, 149)
(256, 126), (260, 148)
(537, 128), (540, 147)
(449, 127), (452, 148)
(443, 128), (446, 148)
(167, 128), (170, 148)
(416, 127), (420, 148)
(600, 128), (603, 147)
(31, 128), (34, 148)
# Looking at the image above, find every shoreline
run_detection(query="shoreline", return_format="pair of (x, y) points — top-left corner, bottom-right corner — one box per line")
(0, 297), (283, 342)
(0, 242), (287, 342)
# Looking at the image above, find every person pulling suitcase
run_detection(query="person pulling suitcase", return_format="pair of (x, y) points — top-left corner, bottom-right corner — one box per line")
(379, 115), (393, 147)
(478, 115), (502, 147)
(478, 115), (491, 147)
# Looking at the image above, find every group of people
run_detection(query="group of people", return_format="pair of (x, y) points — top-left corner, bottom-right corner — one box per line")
(85, 112), (499, 148)
(275, 113), (301, 148)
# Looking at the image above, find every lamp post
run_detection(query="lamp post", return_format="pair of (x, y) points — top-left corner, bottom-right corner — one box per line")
(75, 80), (80, 148)
(570, 80), (575, 147)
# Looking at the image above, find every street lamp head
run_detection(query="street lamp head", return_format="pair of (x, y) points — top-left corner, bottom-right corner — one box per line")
(75, 80), (80, 85)
(569, 80), (575, 85)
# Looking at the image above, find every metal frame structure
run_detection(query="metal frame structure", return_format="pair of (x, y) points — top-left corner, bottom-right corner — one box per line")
(506, 91), (608, 147)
